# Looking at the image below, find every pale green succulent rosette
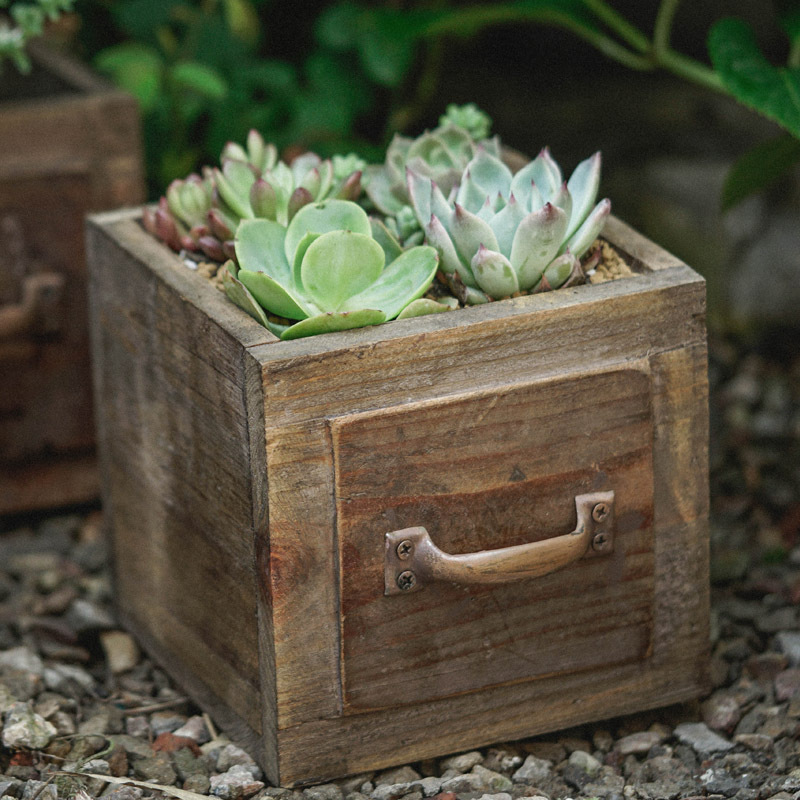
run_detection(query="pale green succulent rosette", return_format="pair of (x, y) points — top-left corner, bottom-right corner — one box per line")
(365, 104), (501, 219)
(407, 146), (611, 303)
(223, 199), (443, 340)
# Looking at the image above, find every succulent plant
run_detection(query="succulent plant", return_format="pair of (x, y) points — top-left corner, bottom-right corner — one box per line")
(221, 199), (445, 340)
(438, 102), (492, 141)
(407, 147), (611, 303)
(143, 129), (364, 263)
(365, 104), (500, 219)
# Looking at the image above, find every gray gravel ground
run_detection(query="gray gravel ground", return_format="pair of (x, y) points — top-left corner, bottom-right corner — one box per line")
(1, 332), (799, 800)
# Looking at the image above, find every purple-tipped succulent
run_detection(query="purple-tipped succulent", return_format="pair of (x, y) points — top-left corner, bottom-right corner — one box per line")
(407, 146), (611, 303)
(143, 130), (365, 263)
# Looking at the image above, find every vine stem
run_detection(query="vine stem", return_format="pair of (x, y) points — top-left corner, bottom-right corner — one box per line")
(419, 3), (725, 95)
(790, 38), (800, 68)
(581, 0), (649, 53)
(653, 0), (682, 58)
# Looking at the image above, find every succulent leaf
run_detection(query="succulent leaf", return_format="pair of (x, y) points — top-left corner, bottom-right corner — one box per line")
(455, 170), (492, 214)
(461, 148), (513, 206)
(249, 179), (278, 221)
(235, 218), (293, 286)
(488, 194), (526, 257)
(340, 245), (439, 319)
(450, 204), (500, 267)
(238, 269), (313, 320)
(364, 166), (408, 215)
(510, 203), (568, 290)
(425, 214), (473, 287)
(221, 260), (271, 328)
(291, 231), (321, 289)
(301, 231), (385, 312)
(369, 217), (404, 263)
(288, 187), (314, 221)
(562, 198), (611, 257)
(471, 245), (519, 297)
(396, 298), (453, 319)
(541, 251), (580, 290)
(280, 309), (387, 340)
(565, 152), (602, 240)
(284, 199), (371, 266)
(215, 161), (256, 220)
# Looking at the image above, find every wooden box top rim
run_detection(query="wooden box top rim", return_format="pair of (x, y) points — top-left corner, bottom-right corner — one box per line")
(88, 207), (705, 363)
(1, 42), (125, 110)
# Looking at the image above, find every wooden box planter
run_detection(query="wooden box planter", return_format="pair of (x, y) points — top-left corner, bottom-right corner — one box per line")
(87, 208), (709, 786)
(0, 43), (145, 515)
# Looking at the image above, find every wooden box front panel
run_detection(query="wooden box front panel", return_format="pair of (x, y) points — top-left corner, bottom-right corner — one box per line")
(333, 366), (655, 712)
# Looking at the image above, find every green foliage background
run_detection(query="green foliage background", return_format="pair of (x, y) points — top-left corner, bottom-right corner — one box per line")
(49, 0), (800, 202)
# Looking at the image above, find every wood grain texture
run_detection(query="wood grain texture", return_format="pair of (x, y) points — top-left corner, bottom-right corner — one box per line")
(88, 211), (709, 787)
(333, 367), (654, 711)
(87, 216), (270, 737)
(0, 45), (144, 513)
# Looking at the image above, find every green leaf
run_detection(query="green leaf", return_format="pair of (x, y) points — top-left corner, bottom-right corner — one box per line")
(369, 217), (404, 264)
(171, 61), (228, 100)
(315, 2), (363, 50)
(223, 0), (260, 46)
(94, 43), (164, 112)
(775, 0), (800, 43)
(221, 262), (271, 328)
(709, 17), (800, 137)
(238, 269), (311, 320)
(110, 0), (177, 41)
(285, 199), (371, 266)
(357, 11), (418, 87)
(396, 298), (454, 319)
(281, 309), (386, 340)
(722, 133), (800, 209)
(341, 245), (438, 319)
(235, 219), (293, 288)
(300, 231), (385, 312)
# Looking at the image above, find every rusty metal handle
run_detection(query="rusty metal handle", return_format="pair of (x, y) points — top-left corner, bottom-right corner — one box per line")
(0, 272), (65, 340)
(384, 491), (614, 596)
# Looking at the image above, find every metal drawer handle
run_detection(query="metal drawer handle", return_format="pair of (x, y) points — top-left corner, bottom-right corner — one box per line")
(0, 272), (65, 340)
(384, 491), (614, 595)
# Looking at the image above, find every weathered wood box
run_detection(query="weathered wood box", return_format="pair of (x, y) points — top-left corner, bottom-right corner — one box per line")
(87, 208), (709, 786)
(0, 44), (144, 515)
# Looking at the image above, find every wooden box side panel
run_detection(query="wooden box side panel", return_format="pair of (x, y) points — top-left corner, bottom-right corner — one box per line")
(262, 267), (706, 726)
(271, 336), (709, 786)
(86, 217), (273, 766)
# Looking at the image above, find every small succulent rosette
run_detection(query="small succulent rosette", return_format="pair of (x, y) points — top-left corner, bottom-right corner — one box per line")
(407, 146), (611, 303)
(144, 130), (365, 263)
(221, 199), (447, 340)
(365, 106), (499, 243)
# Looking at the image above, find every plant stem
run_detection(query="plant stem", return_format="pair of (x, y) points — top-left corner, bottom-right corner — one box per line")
(422, 7), (653, 71)
(653, 0), (681, 58)
(790, 38), (800, 68)
(581, 0), (650, 53)
(657, 47), (725, 92)
(421, 3), (725, 94)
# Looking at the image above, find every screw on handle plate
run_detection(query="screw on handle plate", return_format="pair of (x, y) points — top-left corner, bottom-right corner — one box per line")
(384, 490), (615, 596)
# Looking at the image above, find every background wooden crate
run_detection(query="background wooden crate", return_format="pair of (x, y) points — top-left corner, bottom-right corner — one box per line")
(0, 43), (145, 515)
